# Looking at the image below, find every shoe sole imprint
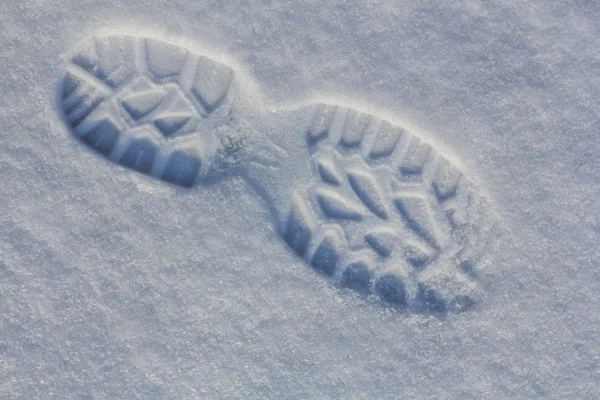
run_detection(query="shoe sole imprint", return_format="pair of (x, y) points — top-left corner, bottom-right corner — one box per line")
(58, 35), (491, 315)
(60, 36), (235, 187)
(283, 105), (486, 313)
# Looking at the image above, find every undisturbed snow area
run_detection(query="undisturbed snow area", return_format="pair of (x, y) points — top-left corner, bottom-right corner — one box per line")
(1, 0), (600, 398)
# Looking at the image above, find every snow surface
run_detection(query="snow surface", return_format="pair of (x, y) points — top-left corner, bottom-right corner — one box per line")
(1, 0), (600, 398)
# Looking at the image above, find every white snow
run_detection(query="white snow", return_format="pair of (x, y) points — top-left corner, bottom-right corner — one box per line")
(1, 0), (600, 398)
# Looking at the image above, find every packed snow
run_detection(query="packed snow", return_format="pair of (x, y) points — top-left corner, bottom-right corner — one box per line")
(1, 0), (599, 398)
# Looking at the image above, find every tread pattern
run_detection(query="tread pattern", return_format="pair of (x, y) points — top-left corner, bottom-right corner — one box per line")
(283, 105), (482, 314)
(60, 36), (235, 187)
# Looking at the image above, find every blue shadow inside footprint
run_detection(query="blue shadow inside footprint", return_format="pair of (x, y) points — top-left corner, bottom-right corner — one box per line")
(374, 274), (407, 307)
(413, 284), (447, 314)
(341, 262), (372, 294)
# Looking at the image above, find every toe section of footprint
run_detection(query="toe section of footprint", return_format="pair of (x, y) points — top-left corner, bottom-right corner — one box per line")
(59, 35), (236, 187)
(282, 104), (485, 314)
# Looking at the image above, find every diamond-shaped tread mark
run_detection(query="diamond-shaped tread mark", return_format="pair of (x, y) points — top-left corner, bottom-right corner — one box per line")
(121, 90), (167, 120)
(154, 115), (191, 137)
(192, 56), (234, 113)
(394, 196), (439, 248)
(316, 157), (343, 185)
(347, 169), (388, 219)
(316, 188), (364, 221)
(307, 105), (336, 146)
(311, 228), (346, 276)
(145, 39), (188, 78)
(365, 228), (398, 257)
(170, 92), (195, 114)
(162, 151), (200, 187)
(283, 195), (316, 257)
(341, 109), (371, 148)
(400, 137), (431, 176)
(369, 121), (404, 158)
